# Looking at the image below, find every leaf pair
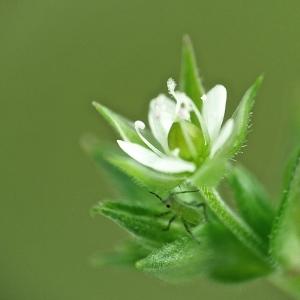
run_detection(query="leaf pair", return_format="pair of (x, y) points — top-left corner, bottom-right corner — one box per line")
(92, 199), (272, 282)
(136, 214), (272, 282)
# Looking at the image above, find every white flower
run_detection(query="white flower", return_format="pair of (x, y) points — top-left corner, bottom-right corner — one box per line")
(117, 79), (234, 174)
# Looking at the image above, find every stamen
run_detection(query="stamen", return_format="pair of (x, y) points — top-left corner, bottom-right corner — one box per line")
(167, 78), (177, 97)
(166, 78), (209, 145)
(167, 78), (191, 120)
(201, 94), (207, 102)
(134, 121), (164, 156)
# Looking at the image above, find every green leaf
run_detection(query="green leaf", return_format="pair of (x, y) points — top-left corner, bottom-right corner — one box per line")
(270, 147), (300, 269)
(93, 201), (184, 246)
(179, 35), (205, 109)
(191, 76), (263, 187)
(205, 217), (273, 282)
(107, 154), (185, 194)
(137, 216), (272, 282)
(136, 236), (207, 281)
(227, 165), (275, 239)
(223, 75), (264, 157)
(81, 135), (158, 207)
(93, 102), (143, 145)
(90, 240), (151, 268)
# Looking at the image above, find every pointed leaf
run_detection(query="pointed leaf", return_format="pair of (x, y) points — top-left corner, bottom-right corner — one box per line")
(228, 165), (275, 239)
(204, 217), (273, 282)
(179, 35), (205, 109)
(223, 75), (263, 157)
(93, 102), (143, 145)
(270, 147), (300, 269)
(136, 237), (207, 281)
(93, 201), (184, 245)
(137, 217), (272, 282)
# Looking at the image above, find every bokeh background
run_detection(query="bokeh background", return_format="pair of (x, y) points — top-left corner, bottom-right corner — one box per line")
(1, 0), (300, 299)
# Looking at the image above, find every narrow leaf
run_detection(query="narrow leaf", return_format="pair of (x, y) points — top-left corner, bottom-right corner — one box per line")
(179, 35), (205, 109)
(136, 237), (207, 281)
(228, 165), (275, 239)
(93, 201), (184, 245)
(270, 147), (300, 269)
(223, 75), (264, 157)
(93, 102), (143, 145)
(137, 217), (272, 282)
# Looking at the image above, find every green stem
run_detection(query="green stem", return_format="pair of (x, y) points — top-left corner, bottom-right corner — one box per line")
(199, 186), (272, 265)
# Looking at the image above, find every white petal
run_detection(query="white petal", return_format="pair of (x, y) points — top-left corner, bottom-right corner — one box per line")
(117, 140), (196, 173)
(148, 94), (176, 152)
(202, 85), (227, 142)
(210, 118), (234, 157)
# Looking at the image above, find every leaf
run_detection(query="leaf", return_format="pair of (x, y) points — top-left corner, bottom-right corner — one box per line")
(204, 217), (273, 282)
(191, 76), (263, 187)
(179, 35), (205, 109)
(137, 216), (272, 282)
(80, 135), (158, 207)
(93, 102), (143, 144)
(107, 154), (185, 194)
(91, 240), (151, 268)
(270, 147), (300, 269)
(223, 75), (264, 157)
(136, 236), (207, 281)
(92, 201), (184, 246)
(227, 165), (275, 239)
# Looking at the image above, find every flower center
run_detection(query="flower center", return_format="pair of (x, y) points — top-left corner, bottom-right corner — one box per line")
(167, 78), (209, 145)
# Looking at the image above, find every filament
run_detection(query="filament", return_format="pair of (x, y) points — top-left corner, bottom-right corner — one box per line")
(134, 121), (164, 156)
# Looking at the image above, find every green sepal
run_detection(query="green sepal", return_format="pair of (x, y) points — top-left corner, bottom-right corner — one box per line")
(168, 120), (207, 164)
(222, 75), (264, 157)
(191, 76), (263, 187)
(107, 153), (186, 194)
(93, 102), (144, 144)
(136, 236), (207, 281)
(179, 35), (205, 109)
(270, 147), (300, 270)
(92, 201), (185, 246)
(227, 165), (275, 239)
(190, 157), (229, 187)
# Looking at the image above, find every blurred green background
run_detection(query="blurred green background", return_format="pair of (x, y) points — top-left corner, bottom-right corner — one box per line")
(1, 0), (300, 299)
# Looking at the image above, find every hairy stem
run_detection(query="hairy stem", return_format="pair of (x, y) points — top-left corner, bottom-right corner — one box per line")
(199, 186), (272, 265)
